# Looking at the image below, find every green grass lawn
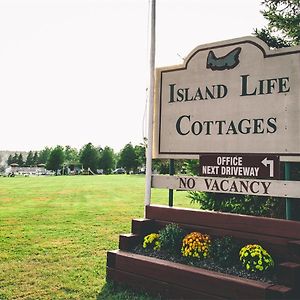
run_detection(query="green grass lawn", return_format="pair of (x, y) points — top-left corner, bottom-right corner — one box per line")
(0, 175), (196, 300)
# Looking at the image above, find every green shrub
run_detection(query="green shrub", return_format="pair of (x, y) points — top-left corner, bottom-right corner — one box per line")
(158, 223), (185, 254)
(188, 191), (284, 218)
(210, 236), (241, 266)
(239, 244), (274, 272)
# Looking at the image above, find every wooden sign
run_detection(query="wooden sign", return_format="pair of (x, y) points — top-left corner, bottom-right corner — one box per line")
(153, 37), (300, 159)
(199, 154), (280, 179)
(152, 175), (300, 199)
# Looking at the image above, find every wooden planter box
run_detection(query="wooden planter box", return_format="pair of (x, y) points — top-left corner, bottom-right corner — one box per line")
(107, 205), (300, 299)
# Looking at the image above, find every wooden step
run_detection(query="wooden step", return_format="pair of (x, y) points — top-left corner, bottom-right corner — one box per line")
(118, 233), (141, 251)
(288, 240), (300, 262)
(131, 218), (155, 235)
(278, 261), (300, 289)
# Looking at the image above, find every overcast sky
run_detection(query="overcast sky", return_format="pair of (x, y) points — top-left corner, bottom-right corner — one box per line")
(0, 0), (267, 152)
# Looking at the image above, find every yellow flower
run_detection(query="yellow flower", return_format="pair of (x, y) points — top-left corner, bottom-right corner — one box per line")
(240, 244), (274, 272)
(181, 232), (211, 259)
(143, 233), (160, 251)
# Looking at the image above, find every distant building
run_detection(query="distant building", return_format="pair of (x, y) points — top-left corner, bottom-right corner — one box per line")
(6, 164), (47, 176)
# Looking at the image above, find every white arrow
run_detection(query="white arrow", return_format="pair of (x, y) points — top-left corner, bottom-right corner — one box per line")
(261, 158), (274, 177)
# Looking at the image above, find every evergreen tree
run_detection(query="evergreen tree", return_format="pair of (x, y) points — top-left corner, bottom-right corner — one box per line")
(12, 153), (18, 164)
(17, 153), (24, 167)
(7, 154), (13, 166)
(25, 151), (34, 167)
(33, 152), (39, 166)
(255, 0), (300, 47)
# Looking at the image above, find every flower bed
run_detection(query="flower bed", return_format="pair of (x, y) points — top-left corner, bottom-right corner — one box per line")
(107, 250), (292, 299)
(107, 205), (300, 299)
(132, 244), (279, 284)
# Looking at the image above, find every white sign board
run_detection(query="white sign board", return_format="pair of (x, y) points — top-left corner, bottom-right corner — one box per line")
(153, 37), (300, 158)
(152, 175), (300, 199)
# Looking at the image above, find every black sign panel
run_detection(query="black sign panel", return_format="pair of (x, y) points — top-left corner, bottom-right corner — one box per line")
(199, 155), (280, 179)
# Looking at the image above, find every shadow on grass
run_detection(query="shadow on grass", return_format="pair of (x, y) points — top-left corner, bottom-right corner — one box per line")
(97, 281), (160, 300)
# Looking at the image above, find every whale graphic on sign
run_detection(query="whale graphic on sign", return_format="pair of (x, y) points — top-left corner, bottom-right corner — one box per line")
(206, 47), (241, 71)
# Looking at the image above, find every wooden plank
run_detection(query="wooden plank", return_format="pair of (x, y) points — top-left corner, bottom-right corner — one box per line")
(119, 233), (141, 251)
(146, 205), (300, 240)
(288, 240), (300, 262)
(131, 218), (155, 235)
(106, 266), (169, 298)
(265, 285), (294, 300)
(167, 283), (227, 300)
(278, 262), (300, 288)
(114, 250), (271, 300)
(108, 251), (297, 299)
(152, 175), (300, 198)
(106, 250), (118, 268)
(107, 267), (225, 299)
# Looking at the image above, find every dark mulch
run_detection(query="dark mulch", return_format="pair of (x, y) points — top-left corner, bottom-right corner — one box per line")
(132, 245), (279, 285)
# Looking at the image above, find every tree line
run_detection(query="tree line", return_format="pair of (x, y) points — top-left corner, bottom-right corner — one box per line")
(7, 142), (200, 176)
(7, 142), (147, 175)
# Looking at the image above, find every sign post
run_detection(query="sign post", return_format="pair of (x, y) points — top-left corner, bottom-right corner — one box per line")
(284, 162), (294, 220)
(168, 159), (175, 207)
(144, 0), (156, 209)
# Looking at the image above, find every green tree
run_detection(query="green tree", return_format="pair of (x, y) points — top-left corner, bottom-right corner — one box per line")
(118, 143), (137, 173)
(181, 159), (199, 175)
(152, 159), (169, 174)
(17, 153), (24, 167)
(33, 152), (39, 165)
(25, 151), (34, 167)
(38, 147), (52, 165)
(134, 144), (146, 171)
(64, 146), (79, 164)
(79, 143), (99, 173)
(12, 153), (18, 164)
(98, 146), (115, 174)
(255, 0), (300, 47)
(46, 146), (65, 174)
(7, 154), (13, 166)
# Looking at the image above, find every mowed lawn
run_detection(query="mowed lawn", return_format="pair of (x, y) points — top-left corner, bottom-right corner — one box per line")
(0, 175), (194, 300)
